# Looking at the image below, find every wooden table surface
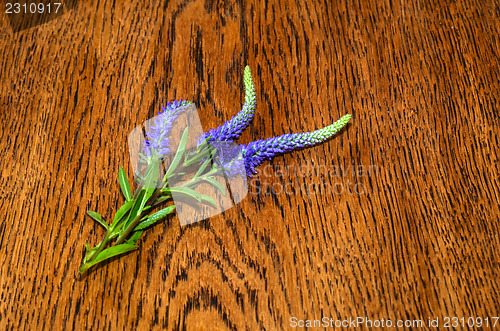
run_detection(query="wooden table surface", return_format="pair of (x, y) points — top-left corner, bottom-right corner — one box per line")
(1, 0), (499, 330)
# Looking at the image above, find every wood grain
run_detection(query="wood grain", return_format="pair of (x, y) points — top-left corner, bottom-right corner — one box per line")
(1, 0), (500, 329)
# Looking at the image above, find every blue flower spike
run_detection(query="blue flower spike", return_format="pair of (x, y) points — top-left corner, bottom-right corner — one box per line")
(242, 114), (352, 177)
(141, 99), (192, 159)
(205, 66), (257, 142)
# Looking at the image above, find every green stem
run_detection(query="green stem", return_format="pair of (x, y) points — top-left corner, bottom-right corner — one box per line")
(78, 230), (114, 274)
(114, 214), (143, 245)
(115, 188), (162, 244)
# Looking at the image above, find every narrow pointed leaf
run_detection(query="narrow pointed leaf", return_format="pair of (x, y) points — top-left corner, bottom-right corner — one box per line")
(87, 210), (109, 229)
(119, 167), (132, 201)
(166, 127), (189, 177)
(154, 193), (172, 206)
(111, 200), (135, 228)
(83, 244), (104, 264)
(169, 186), (202, 202)
(122, 189), (146, 230)
(184, 144), (216, 167)
(126, 230), (143, 245)
(135, 205), (176, 230)
(80, 244), (138, 272)
(194, 157), (213, 178)
(199, 195), (217, 208)
(204, 177), (226, 195)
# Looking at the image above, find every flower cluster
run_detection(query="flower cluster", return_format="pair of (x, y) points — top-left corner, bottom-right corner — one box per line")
(204, 66), (256, 142)
(142, 99), (192, 159)
(241, 114), (352, 176)
(142, 66), (351, 178)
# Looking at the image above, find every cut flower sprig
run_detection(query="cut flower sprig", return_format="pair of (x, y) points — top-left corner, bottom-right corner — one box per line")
(78, 66), (351, 275)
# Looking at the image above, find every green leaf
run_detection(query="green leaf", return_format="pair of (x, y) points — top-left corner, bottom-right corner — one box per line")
(126, 230), (143, 245)
(142, 187), (156, 211)
(123, 185), (156, 230)
(183, 144), (214, 167)
(199, 195), (217, 208)
(197, 138), (209, 152)
(86, 210), (109, 229)
(169, 186), (202, 202)
(83, 244), (100, 264)
(135, 205), (176, 230)
(194, 157), (213, 178)
(111, 200), (135, 228)
(204, 177), (226, 196)
(169, 187), (220, 209)
(119, 167), (132, 201)
(183, 138), (208, 165)
(81, 244), (138, 271)
(122, 189), (146, 229)
(153, 193), (172, 207)
(165, 127), (189, 177)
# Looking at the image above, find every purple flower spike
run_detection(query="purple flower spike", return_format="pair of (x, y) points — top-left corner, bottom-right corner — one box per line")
(141, 100), (192, 159)
(205, 66), (256, 142)
(242, 114), (352, 177)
